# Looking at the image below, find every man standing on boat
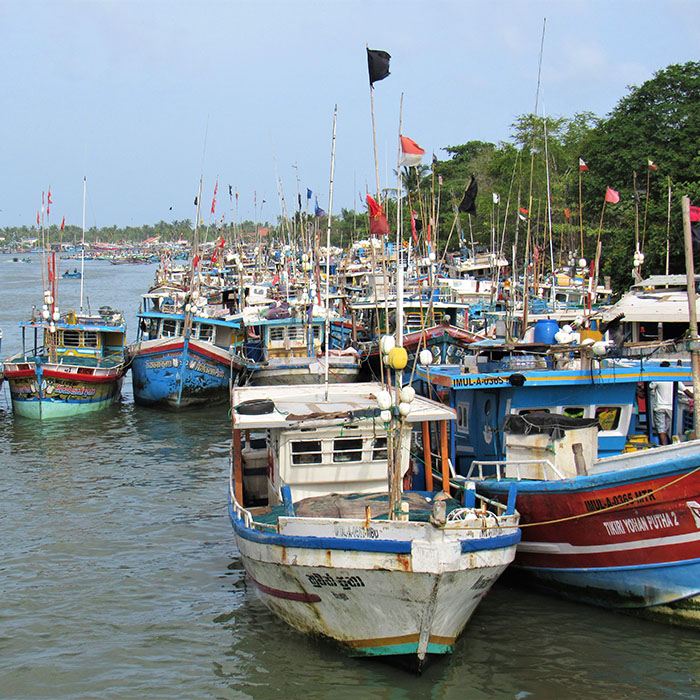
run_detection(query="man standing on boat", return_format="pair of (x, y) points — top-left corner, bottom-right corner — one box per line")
(650, 361), (693, 444)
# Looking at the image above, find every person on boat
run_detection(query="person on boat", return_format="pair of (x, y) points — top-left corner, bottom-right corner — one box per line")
(650, 361), (693, 445)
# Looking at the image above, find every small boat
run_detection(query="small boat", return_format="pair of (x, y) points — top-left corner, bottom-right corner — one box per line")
(3, 306), (128, 419)
(228, 382), (520, 670)
(62, 269), (82, 279)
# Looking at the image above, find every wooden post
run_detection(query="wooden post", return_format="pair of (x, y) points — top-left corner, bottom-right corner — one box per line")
(233, 428), (244, 505)
(440, 420), (450, 495)
(681, 195), (700, 436)
(422, 421), (433, 491)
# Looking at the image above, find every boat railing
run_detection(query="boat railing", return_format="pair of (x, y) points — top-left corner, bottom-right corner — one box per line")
(467, 458), (564, 482)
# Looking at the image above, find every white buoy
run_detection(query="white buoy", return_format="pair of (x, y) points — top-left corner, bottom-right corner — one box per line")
(419, 348), (433, 366)
(377, 390), (392, 410)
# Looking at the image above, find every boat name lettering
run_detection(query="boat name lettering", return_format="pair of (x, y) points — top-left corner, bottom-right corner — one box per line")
(456, 376), (508, 387)
(306, 573), (365, 590)
(145, 359), (174, 369)
(188, 360), (225, 378)
(471, 573), (496, 591)
(602, 511), (680, 536)
(333, 525), (379, 539)
(51, 383), (97, 397)
(584, 489), (655, 513)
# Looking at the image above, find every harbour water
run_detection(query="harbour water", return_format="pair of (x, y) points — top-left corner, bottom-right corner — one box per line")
(1, 253), (699, 699)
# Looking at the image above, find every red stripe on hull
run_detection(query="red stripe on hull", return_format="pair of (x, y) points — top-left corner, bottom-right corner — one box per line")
(513, 473), (700, 569)
(247, 572), (321, 603)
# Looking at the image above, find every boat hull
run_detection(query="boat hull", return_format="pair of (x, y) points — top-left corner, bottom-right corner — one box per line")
(129, 337), (239, 410)
(230, 505), (519, 663)
(477, 443), (700, 619)
(4, 366), (124, 419)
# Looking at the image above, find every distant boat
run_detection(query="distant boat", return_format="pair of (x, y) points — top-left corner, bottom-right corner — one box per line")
(62, 269), (82, 279)
(3, 306), (129, 419)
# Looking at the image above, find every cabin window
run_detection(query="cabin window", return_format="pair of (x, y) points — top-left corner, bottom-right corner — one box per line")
(458, 405), (469, 427)
(162, 319), (179, 337)
(287, 326), (305, 343)
(62, 330), (81, 347)
(564, 407), (585, 418)
(312, 325), (322, 340)
(83, 331), (98, 348)
(291, 440), (322, 465)
(333, 438), (363, 463)
(518, 408), (551, 415)
(198, 324), (213, 342)
(484, 399), (491, 416)
(269, 327), (285, 342)
(372, 437), (387, 461)
(596, 406), (621, 431)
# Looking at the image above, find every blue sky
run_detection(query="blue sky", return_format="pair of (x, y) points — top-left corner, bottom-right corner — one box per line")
(1, 0), (699, 230)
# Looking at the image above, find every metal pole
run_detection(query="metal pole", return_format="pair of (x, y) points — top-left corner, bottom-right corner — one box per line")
(681, 195), (700, 436)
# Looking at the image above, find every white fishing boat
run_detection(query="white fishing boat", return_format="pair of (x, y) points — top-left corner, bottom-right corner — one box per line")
(228, 382), (520, 670)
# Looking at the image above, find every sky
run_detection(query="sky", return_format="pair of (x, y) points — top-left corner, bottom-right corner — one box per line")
(1, 0), (699, 231)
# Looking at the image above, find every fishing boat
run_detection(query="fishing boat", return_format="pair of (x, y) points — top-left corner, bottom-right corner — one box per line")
(414, 342), (700, 624)
(3, 306), (128, 419)
(228, 382), (520, 669)
(240, 302), (361, 385)
(62, 269), (82, 279)
(128, 282), (250, 410)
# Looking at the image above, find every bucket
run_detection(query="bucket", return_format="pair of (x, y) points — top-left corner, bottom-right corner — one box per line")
(533, 318), (559, 344)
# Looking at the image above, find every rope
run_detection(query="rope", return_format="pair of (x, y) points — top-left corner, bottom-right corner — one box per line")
(517, 461), (700, 528)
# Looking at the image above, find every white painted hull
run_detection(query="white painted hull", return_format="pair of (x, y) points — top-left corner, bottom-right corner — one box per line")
(230, 509), (519, 662)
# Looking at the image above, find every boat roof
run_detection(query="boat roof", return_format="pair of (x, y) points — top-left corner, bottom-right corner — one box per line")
(417, 359), (692, 390)
(230, 381), (455, 429)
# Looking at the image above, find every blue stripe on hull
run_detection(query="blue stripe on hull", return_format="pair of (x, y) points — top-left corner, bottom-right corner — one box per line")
(513, 557), (700, 608)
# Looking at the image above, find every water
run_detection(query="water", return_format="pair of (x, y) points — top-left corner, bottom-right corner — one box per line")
(1, 253), (699, 699)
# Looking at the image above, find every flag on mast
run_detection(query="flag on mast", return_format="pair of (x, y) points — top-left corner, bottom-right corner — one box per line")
(605, 187), (620, 204)
(367, 48), (391, 86)
(579, 158), (589, 172)
(366, 194), (390, 235)
(458, 176), (478, 215)
(211, 180), (218, 214)
(648, 159), (659, 171)
(399, 136), (424, 167)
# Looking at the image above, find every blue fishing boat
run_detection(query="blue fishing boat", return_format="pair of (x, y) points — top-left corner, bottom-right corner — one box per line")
(128, 284), (249, 410)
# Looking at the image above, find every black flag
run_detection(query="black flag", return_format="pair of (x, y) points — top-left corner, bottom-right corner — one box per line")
(367, 48), (391, 86)
(458, 176), (478, 215)
(194, 196), (198, 206)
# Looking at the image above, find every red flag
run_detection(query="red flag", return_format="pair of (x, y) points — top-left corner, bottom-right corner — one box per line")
(690, 205), (700, 222)
(211, 180), (218, 214)
(399, 135), (425, 167)
(36, 211), (40, 225)
(564, 208), (571, 219)
(272, 272), (279, 285)
(61, 216), (65, 230)
(410, 210), (418, 244)
(193, 254), (200, 268)
(366, 194), (390, 235)
(217, 236), (225, 248)
(579, 158), (588, 172)
(605, 187), (620, 204)
(648, 159), (658, 171)
(47, 189), (52, 204)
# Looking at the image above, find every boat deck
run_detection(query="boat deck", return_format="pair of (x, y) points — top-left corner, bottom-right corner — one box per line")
(248, 492), (464, 532)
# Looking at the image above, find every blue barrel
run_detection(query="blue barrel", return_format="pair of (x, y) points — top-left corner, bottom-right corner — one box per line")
(533, 318), (559, 344)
